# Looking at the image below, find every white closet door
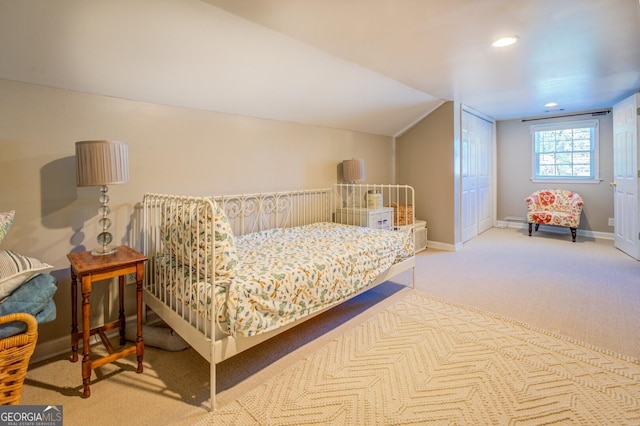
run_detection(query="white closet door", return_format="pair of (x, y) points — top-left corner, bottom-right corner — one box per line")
(477, 117), (493, 234)
(461, 108), (493, 243)
(461, 111), (478, 243)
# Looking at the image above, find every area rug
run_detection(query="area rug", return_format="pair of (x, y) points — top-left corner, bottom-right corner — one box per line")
(198, 290), (640, 425)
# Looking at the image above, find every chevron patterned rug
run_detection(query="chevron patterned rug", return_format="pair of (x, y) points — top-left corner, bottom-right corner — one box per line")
(199, 290), (640, 425)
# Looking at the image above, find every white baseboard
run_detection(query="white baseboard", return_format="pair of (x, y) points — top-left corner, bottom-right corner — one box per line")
(31, 313), (142, 365)
(425, 224), (615, 255)
(31, 334), (71, 364)
(424, 240), (458, 252)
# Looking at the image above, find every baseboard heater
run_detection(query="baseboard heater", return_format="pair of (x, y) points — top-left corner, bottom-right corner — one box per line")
(504, 216), (526, 222)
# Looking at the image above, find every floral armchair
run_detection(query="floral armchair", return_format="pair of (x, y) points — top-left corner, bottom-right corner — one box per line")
(525, 189), (583, 242)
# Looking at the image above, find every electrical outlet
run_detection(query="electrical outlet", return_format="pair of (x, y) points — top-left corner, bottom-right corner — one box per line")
(608, 217), (615, 226)
(125, 273), (137, 285)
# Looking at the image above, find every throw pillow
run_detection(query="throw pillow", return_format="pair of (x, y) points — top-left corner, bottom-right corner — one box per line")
(0, 210), (15, 245)
(0, 250), (53, 300)
(161, 199), (238, 282)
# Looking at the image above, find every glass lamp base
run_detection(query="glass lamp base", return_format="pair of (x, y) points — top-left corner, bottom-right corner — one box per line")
(93, 227), (115, 256)
(91, 246), (117, 256)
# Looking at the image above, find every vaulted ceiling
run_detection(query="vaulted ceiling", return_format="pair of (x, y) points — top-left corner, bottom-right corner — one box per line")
(1, 0), (639, 136)
(207, 0), (640, 123)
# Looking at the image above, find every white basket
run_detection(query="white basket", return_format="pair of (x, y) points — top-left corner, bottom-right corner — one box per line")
(414, 221), (427, 252)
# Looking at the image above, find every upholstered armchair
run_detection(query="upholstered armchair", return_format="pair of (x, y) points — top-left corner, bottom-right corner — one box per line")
(525, 189), (583, 242)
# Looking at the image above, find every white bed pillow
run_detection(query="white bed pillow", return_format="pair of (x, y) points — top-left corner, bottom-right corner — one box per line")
(0, 250), (53, 300)
(0, 210), (15, 245)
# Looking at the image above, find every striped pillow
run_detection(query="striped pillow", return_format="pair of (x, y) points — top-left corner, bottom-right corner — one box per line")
(0, 250), (53, 300)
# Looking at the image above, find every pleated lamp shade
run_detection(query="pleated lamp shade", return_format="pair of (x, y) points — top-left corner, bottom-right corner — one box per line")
(76, 140), (129, 187)
(75, 140), (129, 256)
(342, 159), (365, 182)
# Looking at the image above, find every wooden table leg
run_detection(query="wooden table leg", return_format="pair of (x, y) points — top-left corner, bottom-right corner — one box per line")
(118, 275), (126, 346)
(81, 275), (92, 398)
(135, 264), (144, 374)
(70, 268), (78, 363)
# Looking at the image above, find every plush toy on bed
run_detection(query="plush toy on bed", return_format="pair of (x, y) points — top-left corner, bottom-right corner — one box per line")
(0, 210), (58, 338)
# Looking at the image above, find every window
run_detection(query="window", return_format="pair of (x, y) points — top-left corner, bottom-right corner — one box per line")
(531, 119), (600, 183)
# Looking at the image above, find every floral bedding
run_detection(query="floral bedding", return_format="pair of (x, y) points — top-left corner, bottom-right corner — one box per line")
(156, 222), (412, 337)
(228, 222), (412, 336)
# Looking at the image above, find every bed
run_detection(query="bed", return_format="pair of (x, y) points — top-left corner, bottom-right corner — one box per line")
(141, 184), (416, 410)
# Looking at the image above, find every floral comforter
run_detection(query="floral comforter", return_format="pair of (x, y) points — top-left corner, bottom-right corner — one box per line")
(227, 222), (412, 336)
(156, 222), (412, 337)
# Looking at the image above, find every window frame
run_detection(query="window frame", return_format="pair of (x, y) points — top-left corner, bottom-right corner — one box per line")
(530, 119), (601, 184)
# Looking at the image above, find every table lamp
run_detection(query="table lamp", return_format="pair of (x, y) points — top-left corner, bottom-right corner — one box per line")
(342, 159), (365, 207)
(342, 158), (365, 183)
(75, 140), (129, 256)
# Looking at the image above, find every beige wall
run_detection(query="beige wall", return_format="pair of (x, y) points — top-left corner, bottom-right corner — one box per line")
(396, 102), (456, 245)
(497, 114), (614, 233)
(0, 79), (394, 349)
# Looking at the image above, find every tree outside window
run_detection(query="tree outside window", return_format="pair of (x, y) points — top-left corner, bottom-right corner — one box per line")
(531, 120), (600, 183)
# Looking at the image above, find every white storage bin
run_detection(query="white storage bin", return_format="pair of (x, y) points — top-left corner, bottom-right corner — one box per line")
(395, 219), (427, 253)
(414, 220), (427, 253)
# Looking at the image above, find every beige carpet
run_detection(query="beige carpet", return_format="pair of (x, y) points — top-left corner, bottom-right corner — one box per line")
(199, 289), (640, 425)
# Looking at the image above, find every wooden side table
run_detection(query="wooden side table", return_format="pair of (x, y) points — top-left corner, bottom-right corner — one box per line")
(67, 245), (147, 398)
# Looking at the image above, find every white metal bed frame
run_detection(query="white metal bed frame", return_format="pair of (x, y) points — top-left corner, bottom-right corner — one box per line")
(141, 184), (416, 410)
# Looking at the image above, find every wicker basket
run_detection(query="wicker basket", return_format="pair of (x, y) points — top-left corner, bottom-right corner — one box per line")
(392, 203), (414, 226)
(0, 313), (38, 405)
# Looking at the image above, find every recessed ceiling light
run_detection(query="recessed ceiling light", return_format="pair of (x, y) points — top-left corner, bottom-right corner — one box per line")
(492, 36), (519, 48)
(544, 102), (559, 108)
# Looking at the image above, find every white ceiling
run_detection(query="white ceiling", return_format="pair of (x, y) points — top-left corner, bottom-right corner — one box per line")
(1, 0), (639, 136)
(206, 0), (640, 121)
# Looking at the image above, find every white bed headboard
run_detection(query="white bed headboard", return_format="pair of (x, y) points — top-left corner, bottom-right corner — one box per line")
(141, 184), (415, 261)
(215, 188), (334, 236)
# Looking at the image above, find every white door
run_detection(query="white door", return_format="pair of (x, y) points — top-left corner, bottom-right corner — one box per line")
(612, 93), (640, 260)
(461, 108), (494, 243)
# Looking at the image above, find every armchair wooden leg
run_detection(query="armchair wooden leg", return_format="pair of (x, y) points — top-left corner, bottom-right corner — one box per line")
(534, 223), (540, 232)
(528, 223), (533, 236)
(570, 227), (577, 242)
